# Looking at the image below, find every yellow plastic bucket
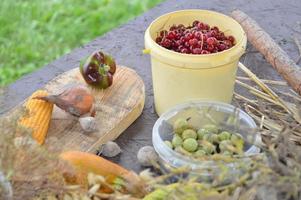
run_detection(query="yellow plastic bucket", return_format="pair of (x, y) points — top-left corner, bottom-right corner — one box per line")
(144, 10), (247, 116)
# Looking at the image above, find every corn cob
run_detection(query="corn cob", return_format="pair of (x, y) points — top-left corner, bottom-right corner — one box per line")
(20, 90), (54, 145)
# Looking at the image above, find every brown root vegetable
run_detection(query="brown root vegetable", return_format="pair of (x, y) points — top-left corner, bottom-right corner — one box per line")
(35, 85), (95, 117)
(231, 10), (301, 96)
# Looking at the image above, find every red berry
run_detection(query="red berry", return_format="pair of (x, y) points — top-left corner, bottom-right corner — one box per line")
(206, 37), (217, 45)
(177, 24), (185, 29)
(189, 38), (198, 46)
(156, 20), (235, 54)
(197, 22), (204, 30)
(210, 30), (218, 37)
(167, 31), (176, 40)
(178, 45), (184, 50)
(194, 31), (202, 39)
(211, 26), (219, 31)
(223, 40), (232, 47)
(197, 41), (203, 48)
(192, 48), (202, 54)
(175, 33), (181, 40)
(228, 35), (235, 44)
(216, 32), (225, 40)
(181, 48), (189, 54)
(203, 24), (210, 30)
(185, 33), (193, 40)
(184, 29), (190, 35)
(175, 40), (182, 47)
(206, 32), (212, 38)
(218, 44), (226, 51)
(193, 20), (200, 27)
(171, 40), (176, 47)
(180, 37), (186, 43)
(202, 34), (208, 41)
(201, 50), (210, 54)
(155, 37), (162, 43)
(160, 30), (168, 37)
(162, 39), (172, 48)
(207, 44), (215, 52)
(191, 30), (197, 36)
(170, 25), (177, 31)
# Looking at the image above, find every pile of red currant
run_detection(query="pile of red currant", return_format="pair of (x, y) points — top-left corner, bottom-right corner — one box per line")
(155, 20), (235, 55)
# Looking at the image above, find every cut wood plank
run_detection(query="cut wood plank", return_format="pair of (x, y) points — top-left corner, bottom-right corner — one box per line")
(38, 66), (145, 153)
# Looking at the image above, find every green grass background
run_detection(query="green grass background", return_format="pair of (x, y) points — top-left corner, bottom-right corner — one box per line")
(0, 0), (162, 86)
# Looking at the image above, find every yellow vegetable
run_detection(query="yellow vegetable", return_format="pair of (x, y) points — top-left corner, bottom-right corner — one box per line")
(20, 90), (53, 145)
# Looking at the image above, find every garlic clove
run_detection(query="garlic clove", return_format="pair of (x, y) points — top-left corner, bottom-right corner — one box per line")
(79, 117), (98, 133)
(100, 141), (122, 157)
(137, 146), (159, 167)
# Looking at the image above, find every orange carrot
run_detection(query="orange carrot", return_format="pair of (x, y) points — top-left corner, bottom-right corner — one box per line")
(59, 151), (135, 193)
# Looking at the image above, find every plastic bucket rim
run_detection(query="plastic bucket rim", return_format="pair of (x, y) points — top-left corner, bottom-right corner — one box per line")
(146, 9), (246, 57)
(145, 9), (247, 68)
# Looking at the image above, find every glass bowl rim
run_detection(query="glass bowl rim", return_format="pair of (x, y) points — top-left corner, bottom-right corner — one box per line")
(152, 101), (261, 168)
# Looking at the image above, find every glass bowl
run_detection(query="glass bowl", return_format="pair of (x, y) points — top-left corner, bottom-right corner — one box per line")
(152, 101), (261, 177)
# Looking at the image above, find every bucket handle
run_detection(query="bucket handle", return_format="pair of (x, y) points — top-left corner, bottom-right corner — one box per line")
(143, 49), (151, 54)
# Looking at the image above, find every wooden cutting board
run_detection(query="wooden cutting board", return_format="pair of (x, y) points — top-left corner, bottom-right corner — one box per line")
(38, 66), (145, 153)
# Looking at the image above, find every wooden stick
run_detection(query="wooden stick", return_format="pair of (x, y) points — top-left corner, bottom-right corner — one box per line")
(231, 10), (301, 96)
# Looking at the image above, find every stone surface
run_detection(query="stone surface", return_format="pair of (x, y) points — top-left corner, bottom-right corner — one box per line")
(1, 0), (301, 172)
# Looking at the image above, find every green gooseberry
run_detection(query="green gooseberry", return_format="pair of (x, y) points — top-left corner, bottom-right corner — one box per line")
(175, 128), (184, 135)
(232, 138), (244, 153)
(172, 135), (183, 148)
(173, 118), (188, 129)
(182, 129), (197, 140)
(218, 131), (232, 141)
(182, 138), (198, 152)
(197, 144), (204, 150)
(203, 124), (219, 134)
(230, 134), (239, 141)
(197, 128), (210, 140)
(219, 140), (232, 152)
(223, 151), (233, 156)
(202, 142), (216, 154)
(164, 140), (173, 149)
(210, 134), (219, 143)
(203, 133), (219, 143)
(203, 134), (213, 142)
(194, 149), (207, 157)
